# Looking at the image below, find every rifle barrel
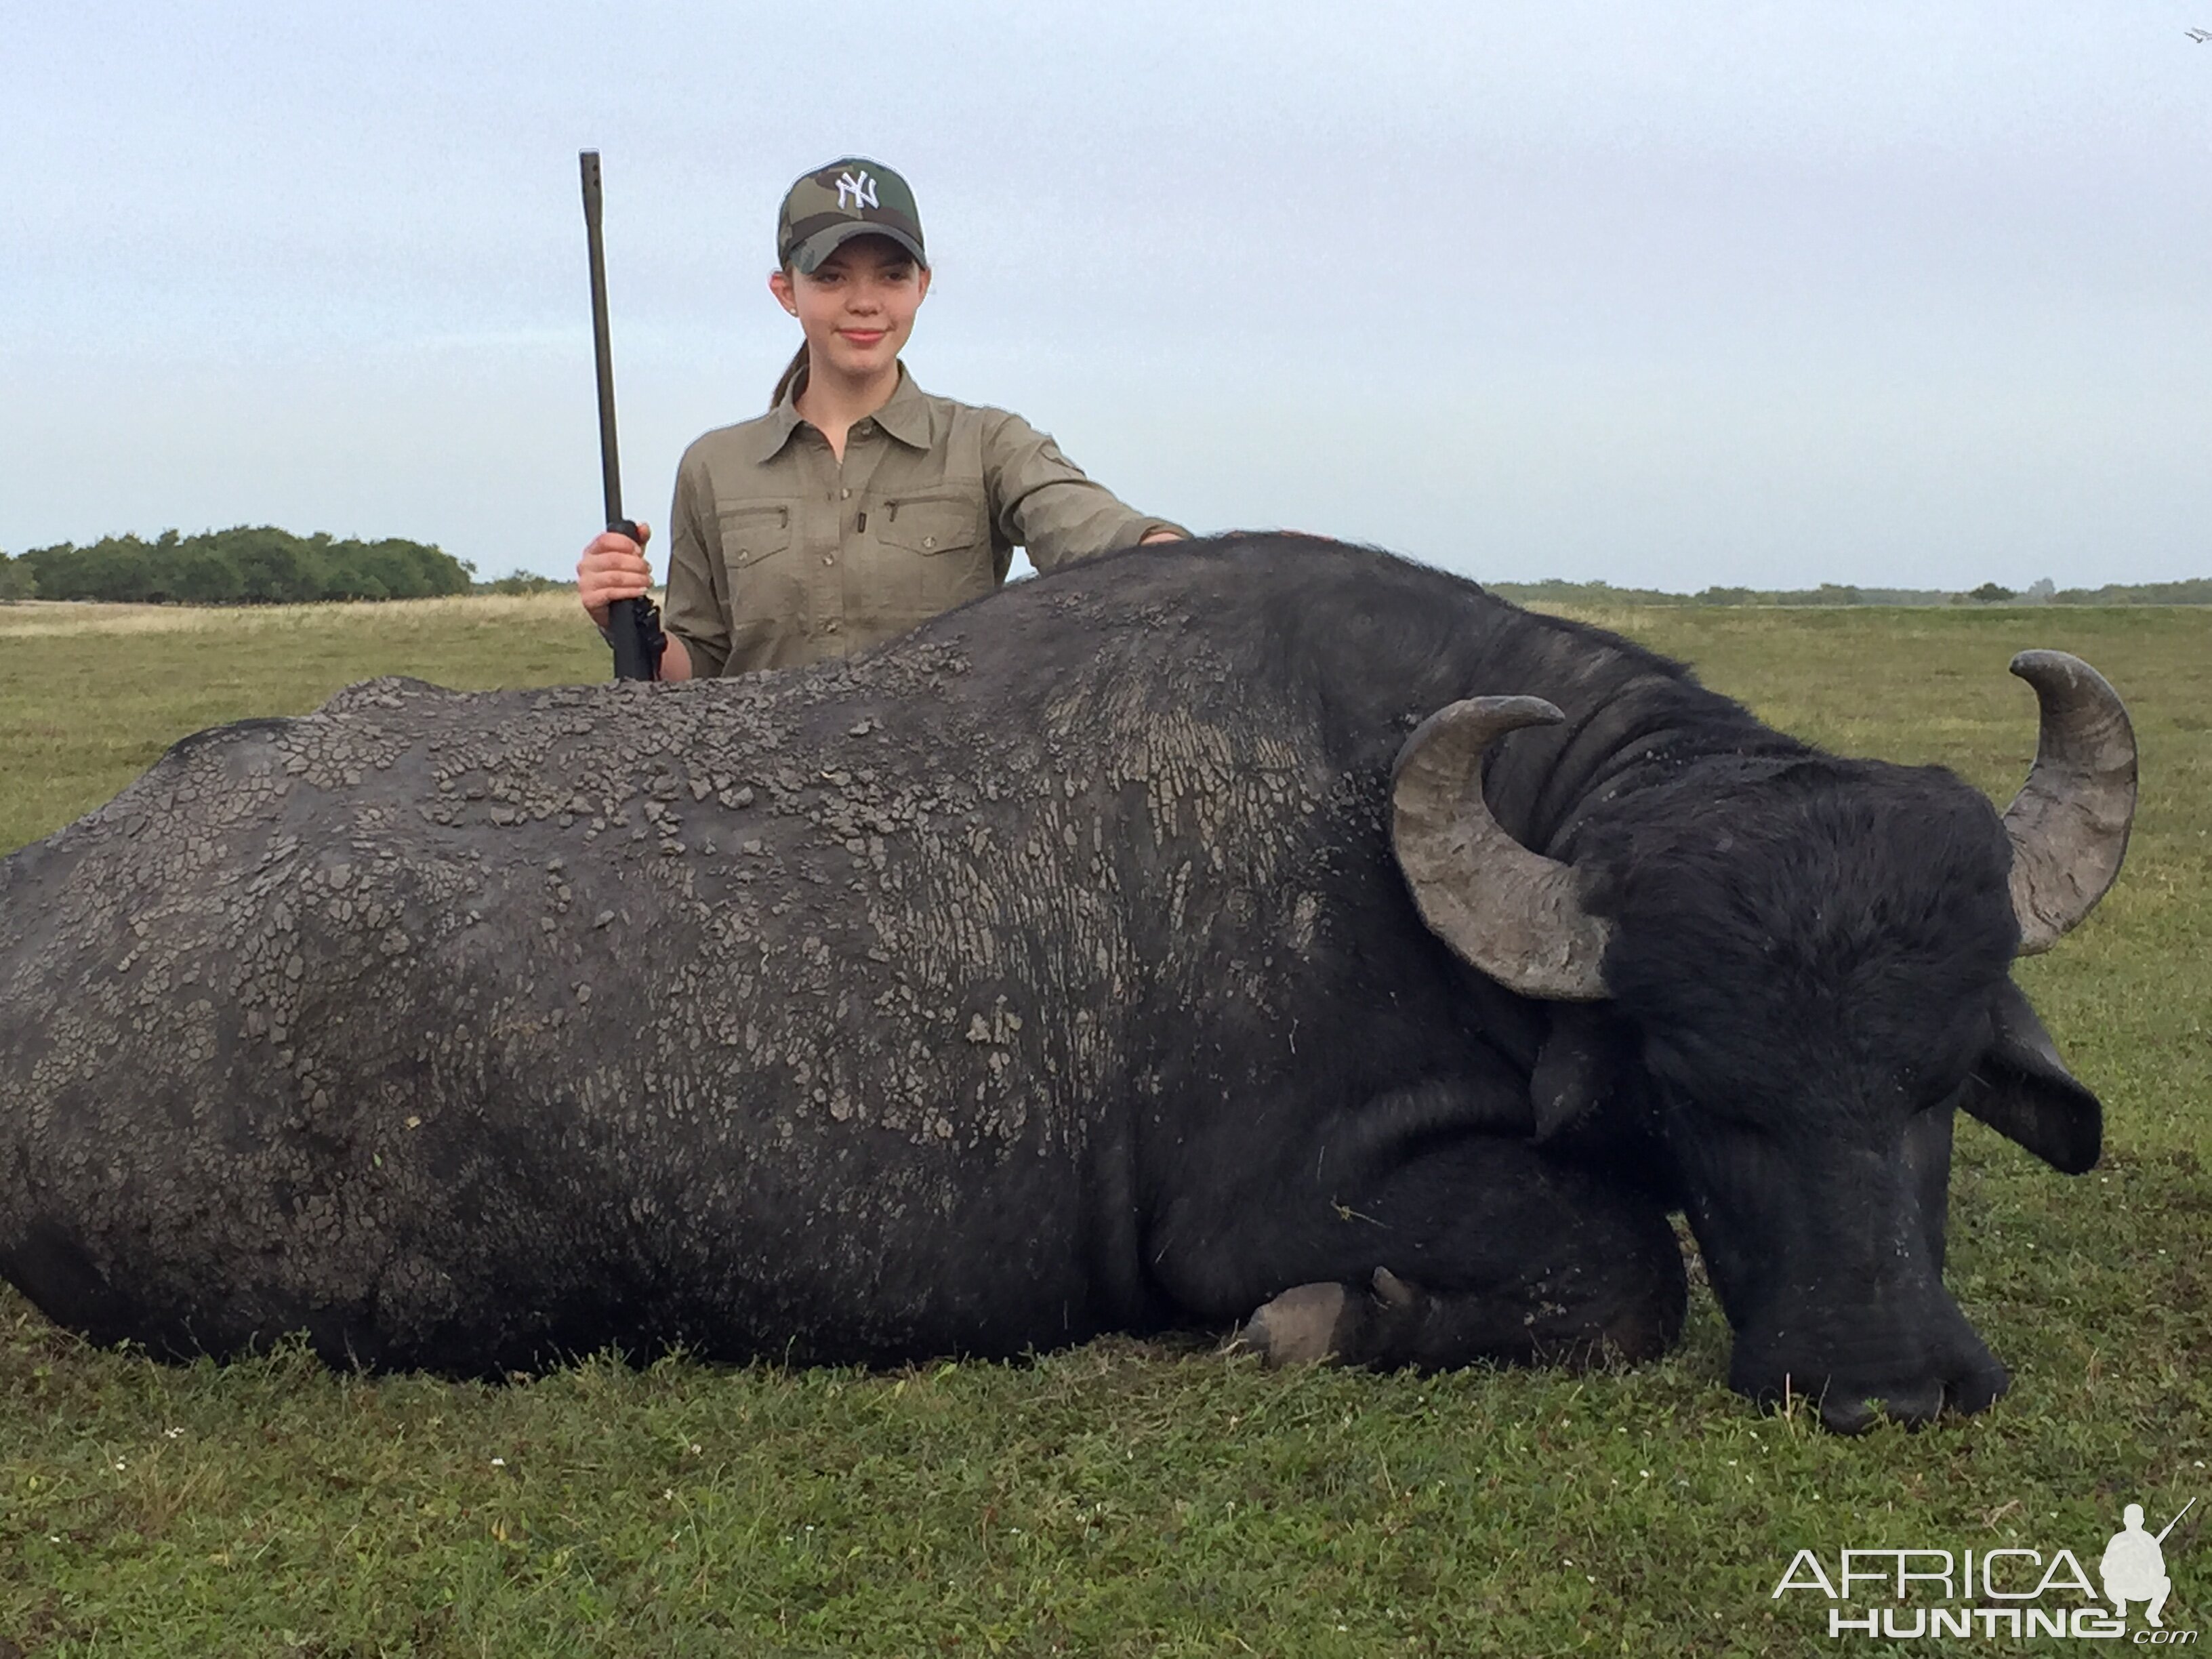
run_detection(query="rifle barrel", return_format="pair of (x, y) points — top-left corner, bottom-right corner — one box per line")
(2155, 1495), (2197, 1544)
(579, 149), (653, 681)
(580, 150), (626, 529)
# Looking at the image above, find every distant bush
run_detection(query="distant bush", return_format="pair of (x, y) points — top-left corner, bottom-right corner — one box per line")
(0, 554), (35, 602)
(18, 527), (474, 605)
(478, 570), (565, 596)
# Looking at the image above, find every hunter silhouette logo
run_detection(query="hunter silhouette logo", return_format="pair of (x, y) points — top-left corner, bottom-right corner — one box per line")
(2104, 1499), (2195, 1630)
(836, 169), (878, 211)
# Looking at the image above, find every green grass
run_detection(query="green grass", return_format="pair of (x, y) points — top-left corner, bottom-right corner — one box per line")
(1, 595), (2207, 1656)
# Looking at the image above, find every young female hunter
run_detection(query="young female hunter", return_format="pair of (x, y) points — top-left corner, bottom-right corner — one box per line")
(575, 158), (1187, 679)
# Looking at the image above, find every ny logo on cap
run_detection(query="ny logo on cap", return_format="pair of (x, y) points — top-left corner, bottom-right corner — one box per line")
(836, 169), (878, 211)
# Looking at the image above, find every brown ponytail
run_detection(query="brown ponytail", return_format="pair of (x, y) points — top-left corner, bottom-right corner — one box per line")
(769, 343), (808, 411)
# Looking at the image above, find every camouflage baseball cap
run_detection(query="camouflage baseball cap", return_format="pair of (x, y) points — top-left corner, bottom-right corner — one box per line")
(777, 159), (926, 274)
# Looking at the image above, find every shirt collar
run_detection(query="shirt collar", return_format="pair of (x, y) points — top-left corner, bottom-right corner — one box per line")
(871, 366), (934, 451)
(752, 361), (933, 463)
(752, 388), (806, 464)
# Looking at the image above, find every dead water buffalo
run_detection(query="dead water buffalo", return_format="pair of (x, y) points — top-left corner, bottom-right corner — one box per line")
(0, 536), (2135, 1430)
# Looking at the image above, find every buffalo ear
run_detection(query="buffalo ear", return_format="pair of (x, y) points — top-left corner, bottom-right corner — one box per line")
(1959, 980), (2102, 1174)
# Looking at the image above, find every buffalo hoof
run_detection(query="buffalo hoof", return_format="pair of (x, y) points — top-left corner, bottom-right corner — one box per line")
(1236, 1282), (1359, 1366)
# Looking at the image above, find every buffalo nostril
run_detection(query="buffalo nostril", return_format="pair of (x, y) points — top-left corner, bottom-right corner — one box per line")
(1814, 1368), (2000, 1433)
(1946, 1363), (2012, 1418)
(1865, 1380), (1947, 1429)
(1816, 1391), (1877, 1435)
(1813, 1383), (1947, 1433)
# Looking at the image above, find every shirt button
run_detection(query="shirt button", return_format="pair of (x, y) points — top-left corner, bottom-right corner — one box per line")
(823, 554), (836, 566)
(922, 535), (936, 549)
(825, 619), (840, 633)
(840, 487), (851, 499)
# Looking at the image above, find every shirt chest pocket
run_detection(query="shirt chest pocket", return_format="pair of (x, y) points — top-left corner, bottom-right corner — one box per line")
(716, 501), (807, 642)
(878, 494), (988, 555)
(876, 493), (993, 618)
(717, 502), (794, 569)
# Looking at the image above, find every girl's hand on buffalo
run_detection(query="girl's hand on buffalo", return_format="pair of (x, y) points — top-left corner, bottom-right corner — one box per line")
(576, 524), (654, 630)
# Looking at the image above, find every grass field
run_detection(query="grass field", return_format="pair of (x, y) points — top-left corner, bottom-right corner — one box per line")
(1, 592), (2207, 1656)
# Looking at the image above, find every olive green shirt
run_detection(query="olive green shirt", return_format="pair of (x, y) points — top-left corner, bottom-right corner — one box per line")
(661, 367), (1187, 676)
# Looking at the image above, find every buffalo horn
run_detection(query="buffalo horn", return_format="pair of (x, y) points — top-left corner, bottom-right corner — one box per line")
(2002, 650), (2137, 956)
(1391, 697), (1612, 1001)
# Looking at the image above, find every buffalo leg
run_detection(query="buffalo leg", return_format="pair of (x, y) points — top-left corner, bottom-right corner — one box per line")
(1216, 1139), (1685, 1371)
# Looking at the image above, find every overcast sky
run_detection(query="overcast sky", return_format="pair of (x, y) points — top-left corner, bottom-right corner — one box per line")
(6, 2), (2209, 590)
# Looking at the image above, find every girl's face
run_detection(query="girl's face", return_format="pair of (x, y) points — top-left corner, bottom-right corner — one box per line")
(769, 236), (930, 384)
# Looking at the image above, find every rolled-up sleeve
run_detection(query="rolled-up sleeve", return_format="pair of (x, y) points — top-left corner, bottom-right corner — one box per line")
(983, 411), (1187, 573)
(660, 445), (731, 679)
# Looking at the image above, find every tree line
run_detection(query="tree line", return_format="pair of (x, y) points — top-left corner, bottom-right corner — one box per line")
(1488, 576), (2212, 607)
(0, 527), (474, 604)
(2, 529), (2205, 609)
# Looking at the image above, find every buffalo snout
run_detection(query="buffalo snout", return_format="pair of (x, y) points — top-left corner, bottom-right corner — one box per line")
(1728, 1296), (2011, 1433)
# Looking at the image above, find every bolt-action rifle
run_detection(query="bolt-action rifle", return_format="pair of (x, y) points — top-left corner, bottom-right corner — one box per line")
(579, 149), (665, 681)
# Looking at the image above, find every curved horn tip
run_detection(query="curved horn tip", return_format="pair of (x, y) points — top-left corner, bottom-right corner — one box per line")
(1468, 694), (1568, 727)
(1407, 695), (1568, 744)
(1391, 697), (1568, 791)
(2008, 649), (2118, 704)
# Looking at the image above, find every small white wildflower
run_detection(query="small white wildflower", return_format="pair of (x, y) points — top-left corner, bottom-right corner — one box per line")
(113, 1459), (127, 1470)
(688, 1442), (701, 1455)
(489, 1457), (506, 1468)
(165, 1427), (184, 1439)
(664, 1488), (675, 1500)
